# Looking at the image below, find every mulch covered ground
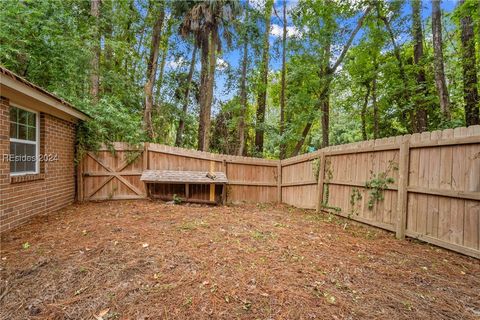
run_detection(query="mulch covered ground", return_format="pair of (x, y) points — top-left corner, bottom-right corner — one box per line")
(1, 201), (479, 320)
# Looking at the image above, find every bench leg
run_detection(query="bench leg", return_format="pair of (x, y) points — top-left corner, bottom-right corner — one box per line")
(221, 184), (226, 205)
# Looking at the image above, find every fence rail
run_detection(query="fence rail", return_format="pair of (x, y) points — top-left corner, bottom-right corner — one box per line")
(79, 125), (480, 258)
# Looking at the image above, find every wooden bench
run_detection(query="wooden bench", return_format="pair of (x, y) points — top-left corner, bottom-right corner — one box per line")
(140, 170), (228, 204)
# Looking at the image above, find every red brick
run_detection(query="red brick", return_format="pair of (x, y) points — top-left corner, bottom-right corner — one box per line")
(0, 99), (77, 233)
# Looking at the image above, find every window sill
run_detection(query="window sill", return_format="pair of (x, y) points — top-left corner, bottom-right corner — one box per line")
(10, 173), (45, 184)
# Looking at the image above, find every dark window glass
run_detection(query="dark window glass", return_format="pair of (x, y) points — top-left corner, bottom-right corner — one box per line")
(27, 113), (35, 126)
(9, 106), (38, 174)
(10, 122), (17, 138)
(27, 127), (36, 141)
(18, 109), (28, 125)
(9, 142), (38, 173)
(18, 124), (27, 140)
(10, 142), (27, 173)
(10, 107), (17, 122)
(25, 144), (36, 171)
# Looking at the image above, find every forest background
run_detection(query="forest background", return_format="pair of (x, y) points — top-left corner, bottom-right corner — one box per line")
(1, 0), (479, 159)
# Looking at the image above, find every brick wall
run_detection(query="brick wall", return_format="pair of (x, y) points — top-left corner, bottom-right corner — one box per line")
(0, 97), (77, 233)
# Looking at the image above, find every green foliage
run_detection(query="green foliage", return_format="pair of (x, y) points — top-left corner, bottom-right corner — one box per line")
(349, 188), (362, 218)
(321, 159), (333, 206)
(365, 161), (398, 210)
(76, 98), (145, 160)
(312, 158), (320, 181)
(0, 0), (477, 160)
(173, 194), (183, 205)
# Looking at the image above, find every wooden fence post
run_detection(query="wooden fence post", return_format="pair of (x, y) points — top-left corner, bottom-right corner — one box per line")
(222, 159), (227, 204)
(143, 143), (149, 198)
(209, 161), (215, 202)
(395, 139), (410, 239)
(76, 155), (84, 202)
(315, 153), (326, 213)
(277, 162), (282, 203)
(143, 142), (149, 171)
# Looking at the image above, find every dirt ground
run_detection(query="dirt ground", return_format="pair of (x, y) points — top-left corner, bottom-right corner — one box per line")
(0, 201), (479, 320)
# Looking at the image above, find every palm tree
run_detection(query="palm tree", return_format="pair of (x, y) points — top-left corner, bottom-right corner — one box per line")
(174, 0), (240, 151)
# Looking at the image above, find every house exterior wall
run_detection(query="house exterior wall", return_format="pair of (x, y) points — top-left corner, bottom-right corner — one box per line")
(0, 96), (77, 233)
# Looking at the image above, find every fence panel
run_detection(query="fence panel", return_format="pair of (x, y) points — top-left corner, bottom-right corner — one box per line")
(404, 127), (480, 256)
(81, 142), (145, 201)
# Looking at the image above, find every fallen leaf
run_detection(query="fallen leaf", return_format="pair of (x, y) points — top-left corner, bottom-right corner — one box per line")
(142, 243), (149, 248)
(94, 308), (110, 320)
(326, 295), (336, 304)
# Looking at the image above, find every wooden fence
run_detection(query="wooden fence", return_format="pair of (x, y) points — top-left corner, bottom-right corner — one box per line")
(79, 125), (479, 258)
(79, 143), (279, 203)
(281, 126), (480, 258)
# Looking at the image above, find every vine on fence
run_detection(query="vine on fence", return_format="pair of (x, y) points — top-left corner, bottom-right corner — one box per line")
(365, 160), (398, 210)
(323, 158), (333, 206)
(312, 158), (320, 181)
(349, 188), (362, 218)
(312, 157), (334, 209)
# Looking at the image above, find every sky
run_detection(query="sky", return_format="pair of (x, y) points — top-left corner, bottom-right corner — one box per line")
(164, 0), (460, 110)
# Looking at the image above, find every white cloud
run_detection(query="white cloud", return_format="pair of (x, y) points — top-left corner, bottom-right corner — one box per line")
(216, 57), (229, 71)
(167, 57), (187, 69)
(169, 56), (228, 71)
(249, 0), (265, 11)
(270, 24), (301, 38)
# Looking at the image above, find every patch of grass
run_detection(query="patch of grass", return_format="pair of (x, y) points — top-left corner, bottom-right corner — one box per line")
(402, 300), (413, 311)
(256, 202), (270, 210)
(273, 222), (288, 228)
(177, 219), (210, 231)
(250, 230), (275, 240)
(78, 266), (88, 274)
(241, 300), (252, 311)
(183, 297), (192, 307)
(178, 222), (197, 231)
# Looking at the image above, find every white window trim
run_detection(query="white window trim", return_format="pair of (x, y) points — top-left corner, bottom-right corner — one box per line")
(9, 103), (40, 176)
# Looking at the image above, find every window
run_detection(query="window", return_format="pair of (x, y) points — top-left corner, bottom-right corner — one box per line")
(9, 105), (39, 175)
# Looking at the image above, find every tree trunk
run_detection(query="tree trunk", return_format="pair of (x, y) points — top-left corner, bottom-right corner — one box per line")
(90, 0), (100, 103)
(143, 1), (165, 139)
(459, 0), (480, 126)
(103, 1), (113, 95)
(176, 44), (197, 147)
(372, 75), (379, 139)
(290, 5), (372, 156)
(361, 83), (371, 141)
(279, 0), (287, 160)
(155, 19), (172, 106)
(198, 31), (216, 151)
(321, 38), (331, 149)
(237, 0), (249, 156)
(132, 2), (151, 81)
(291, 123), (312, 156)
(377, 4), (412, 131)
(432, 0), (450, 120)
(412, 0), (428, 132)
(321, 92), (330, 148)
(254, 0), (273, 156)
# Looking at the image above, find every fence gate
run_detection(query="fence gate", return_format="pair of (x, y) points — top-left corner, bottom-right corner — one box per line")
(79, 144), (145, 201)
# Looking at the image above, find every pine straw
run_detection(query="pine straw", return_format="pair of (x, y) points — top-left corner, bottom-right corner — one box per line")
(1, 200), (479, 319)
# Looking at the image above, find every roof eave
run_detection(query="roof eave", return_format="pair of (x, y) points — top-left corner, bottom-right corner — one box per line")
(0, 67), (90, 121)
